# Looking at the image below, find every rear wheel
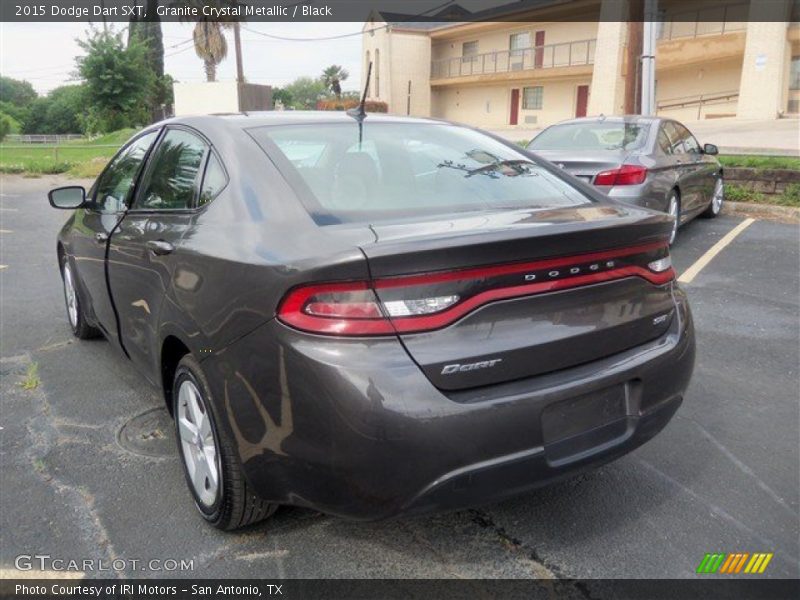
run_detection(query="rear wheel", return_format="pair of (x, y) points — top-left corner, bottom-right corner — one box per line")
(701, 177), (724, 218)
(667, 190), (681, 246)
(61, 258), (100, 339)
(173, 354), (277, 530)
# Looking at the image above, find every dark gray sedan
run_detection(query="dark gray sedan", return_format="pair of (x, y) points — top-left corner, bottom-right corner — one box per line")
(48, 113), (694, 530)
(527, 116), (724, 244)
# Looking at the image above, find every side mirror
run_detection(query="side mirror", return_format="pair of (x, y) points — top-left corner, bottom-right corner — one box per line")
(48, 186), (87, 209)
(703, 143), (719, 156)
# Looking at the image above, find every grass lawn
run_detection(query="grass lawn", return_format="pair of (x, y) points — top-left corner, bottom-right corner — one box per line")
(718, 155), (800, 170)
(0, 128), (137, 177)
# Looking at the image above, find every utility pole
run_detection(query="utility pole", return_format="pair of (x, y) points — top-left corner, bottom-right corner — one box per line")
(233, 22), (245, 84)
(641, 0), (658, 116)
(624, 1), (644, 114)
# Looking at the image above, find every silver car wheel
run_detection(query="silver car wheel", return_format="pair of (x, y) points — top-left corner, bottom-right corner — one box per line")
(177, 380), (220, 508)
(711, 178), (724, 214)
(63, 264), (78, 328)
(667, 194), (679, 245)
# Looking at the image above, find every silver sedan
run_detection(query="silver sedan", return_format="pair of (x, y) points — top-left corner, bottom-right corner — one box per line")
(527, 116), (724, 244)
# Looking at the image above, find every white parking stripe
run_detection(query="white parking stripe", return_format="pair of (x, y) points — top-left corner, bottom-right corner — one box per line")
(0, 229), (12, 234)
(678, 218), (755, 284)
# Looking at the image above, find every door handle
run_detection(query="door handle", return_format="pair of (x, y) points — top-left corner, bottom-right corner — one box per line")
(146, 240), (174, 256)
(95, 232), (108, 244)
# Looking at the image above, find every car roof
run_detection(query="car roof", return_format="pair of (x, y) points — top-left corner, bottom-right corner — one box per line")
(550, 115), (661, 127)
(161, 111), (444, 132)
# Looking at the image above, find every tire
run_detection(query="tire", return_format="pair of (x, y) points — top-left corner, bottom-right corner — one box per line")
(61, 257), (100, 339)
(701, 176), (724, 219)
(667, 189), (681, 246)
(172, 354), (277, 530)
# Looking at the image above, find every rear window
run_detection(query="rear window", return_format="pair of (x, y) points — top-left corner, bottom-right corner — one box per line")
(249, 122), (590, 225)
(529, 122), (650, 151)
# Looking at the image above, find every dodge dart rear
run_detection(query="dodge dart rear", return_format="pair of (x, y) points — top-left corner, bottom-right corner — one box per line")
(50, 113), (694, 530)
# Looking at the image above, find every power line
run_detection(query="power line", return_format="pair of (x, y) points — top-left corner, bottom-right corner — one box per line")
(240, 0), (456, 42)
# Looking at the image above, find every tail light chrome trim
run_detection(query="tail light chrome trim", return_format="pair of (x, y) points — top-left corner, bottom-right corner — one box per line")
(278, 242), (675, 336)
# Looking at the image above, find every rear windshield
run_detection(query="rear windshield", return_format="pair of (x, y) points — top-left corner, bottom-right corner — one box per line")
(529, 122), (650, 151)
(249, 122), (590, 225)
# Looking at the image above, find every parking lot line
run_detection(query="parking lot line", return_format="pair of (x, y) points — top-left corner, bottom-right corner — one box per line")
(678, 218), (755, 284)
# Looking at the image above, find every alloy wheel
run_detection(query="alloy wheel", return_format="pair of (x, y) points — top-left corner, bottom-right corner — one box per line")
(177, 380), (220, 508)
(711, 179), (724, 215)
(667, 194), (679, 245)
(63, 264), (78, 328)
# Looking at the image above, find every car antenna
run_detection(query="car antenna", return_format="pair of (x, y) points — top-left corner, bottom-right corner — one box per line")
(347, 61), (372, 149)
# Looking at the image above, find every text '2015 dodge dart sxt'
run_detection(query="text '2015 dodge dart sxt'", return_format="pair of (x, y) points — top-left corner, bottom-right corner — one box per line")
(49, 112), (695, 530)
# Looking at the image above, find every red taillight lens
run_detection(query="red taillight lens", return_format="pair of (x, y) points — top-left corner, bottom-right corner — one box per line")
(277, 282), (395, 335)
(594, 164), (648, 186)
(278, 243), (674, 337)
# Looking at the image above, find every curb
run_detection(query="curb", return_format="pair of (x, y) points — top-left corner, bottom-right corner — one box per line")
(724, 201), (800, 222)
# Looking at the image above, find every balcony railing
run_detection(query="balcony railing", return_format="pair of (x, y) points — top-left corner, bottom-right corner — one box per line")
(431, 39), (596, 80)
(657, 2), (749, 41)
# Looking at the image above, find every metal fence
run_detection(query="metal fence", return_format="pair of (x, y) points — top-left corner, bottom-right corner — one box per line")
(431, 39), (596, 80)
(657, 2), (749, 41)
(5, 134), (86, 144)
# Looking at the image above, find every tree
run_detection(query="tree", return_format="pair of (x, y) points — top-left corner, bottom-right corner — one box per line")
(192, 20), (230, 82)
(20, 85), (87, 134)
(271, 87), (292, 109)
(0, 113), (13, 142)
(45, 85), (87, 133)
(174, 1), (245, 83)
(76, 28), (154, 133)
(321, 65), (349, 99)
(128, 0), (169, 120)
(0, 76), (37, 107)
(284, 77), (327, 110)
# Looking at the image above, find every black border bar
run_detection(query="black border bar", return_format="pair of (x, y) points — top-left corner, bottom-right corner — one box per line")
(1, 0), (798, 23)
(1, 579), (799, 600)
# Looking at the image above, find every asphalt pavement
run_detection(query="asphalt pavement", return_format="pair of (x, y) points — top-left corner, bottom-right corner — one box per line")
(1, 174), (798, 583)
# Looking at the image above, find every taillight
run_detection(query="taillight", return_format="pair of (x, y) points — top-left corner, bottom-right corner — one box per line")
(278, 243), (675, 336)
(594, 164), (648, 186)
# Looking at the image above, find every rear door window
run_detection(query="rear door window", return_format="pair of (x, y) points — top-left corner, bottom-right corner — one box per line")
(664, 122), (687, 154)
(134, 129), (208, 210)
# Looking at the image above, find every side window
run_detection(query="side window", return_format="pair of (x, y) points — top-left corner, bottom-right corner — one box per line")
(135, 129), (208, 210)
(664, 122), (686, 154)
(92, 131), (158, 213)
(198, 153), (227, 206)
(677, 125), (701, 154)
(657, 127), (673, 155)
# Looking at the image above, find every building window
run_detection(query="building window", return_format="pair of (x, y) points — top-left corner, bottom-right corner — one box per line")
(375, 48), (380, 98)
(510, 32), (531, 55)
(462, 41), (478, 62)
(522, 86), (543, 109)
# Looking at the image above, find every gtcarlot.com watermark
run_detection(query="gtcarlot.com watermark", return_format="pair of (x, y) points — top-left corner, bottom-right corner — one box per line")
(15, 554), (195, 573)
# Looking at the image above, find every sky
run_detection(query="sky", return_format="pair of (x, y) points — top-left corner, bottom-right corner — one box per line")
(0, 21), (366, 95)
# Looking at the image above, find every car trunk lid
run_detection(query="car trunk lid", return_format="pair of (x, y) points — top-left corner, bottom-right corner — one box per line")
(531, 149), (630, 187)
(363, 204), (676, 391)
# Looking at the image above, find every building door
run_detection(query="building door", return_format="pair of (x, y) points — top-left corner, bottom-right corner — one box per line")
(509, 89), (520, 125)
(575, 85), (589, 117)
(534, 30), (546, 68)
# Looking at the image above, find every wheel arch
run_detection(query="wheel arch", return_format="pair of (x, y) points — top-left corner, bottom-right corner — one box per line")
(161, 335), (192, 416)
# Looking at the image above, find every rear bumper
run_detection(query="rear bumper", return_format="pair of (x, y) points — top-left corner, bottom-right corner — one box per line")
(202, 285), (694, 520)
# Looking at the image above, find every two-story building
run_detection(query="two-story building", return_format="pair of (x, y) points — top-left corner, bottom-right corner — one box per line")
(361, 0), (799, 129)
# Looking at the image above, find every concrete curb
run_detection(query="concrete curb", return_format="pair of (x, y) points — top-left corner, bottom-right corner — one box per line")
(724, 201), (800, 222)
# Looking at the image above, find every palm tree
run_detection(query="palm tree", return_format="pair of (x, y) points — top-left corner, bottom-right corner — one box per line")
(174, 1), (244, 83)
(322, 65), (349, 98)
(193, 20), (229, 82)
